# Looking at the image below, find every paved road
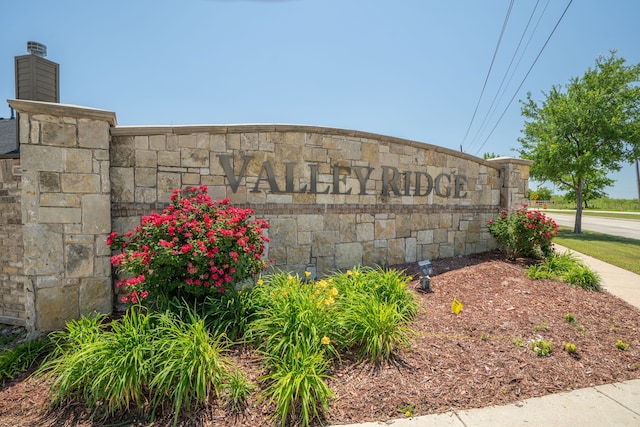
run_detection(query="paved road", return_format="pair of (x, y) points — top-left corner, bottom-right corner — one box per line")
(544, 211), (640, 240)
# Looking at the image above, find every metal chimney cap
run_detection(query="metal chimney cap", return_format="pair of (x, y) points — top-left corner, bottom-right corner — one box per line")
(26, 41), (47, 57)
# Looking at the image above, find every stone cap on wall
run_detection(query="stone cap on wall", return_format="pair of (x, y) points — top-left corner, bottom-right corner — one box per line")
(486, 156), (534, 167)
(7, 99), (117, 126)
(111, 123), (502, 171)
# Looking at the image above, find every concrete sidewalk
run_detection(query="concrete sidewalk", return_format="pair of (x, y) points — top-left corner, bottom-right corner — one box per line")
(332, 247), (640, 426)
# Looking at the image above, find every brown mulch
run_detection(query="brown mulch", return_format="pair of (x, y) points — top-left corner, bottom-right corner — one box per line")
(1, 250), (639, 426)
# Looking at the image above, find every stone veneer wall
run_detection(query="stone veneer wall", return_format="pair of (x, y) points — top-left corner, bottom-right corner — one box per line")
(5, 100), (115, 331)
(2, 99), (531, 331)
(109, 125), (530, 278)
(0, 157), (25, 325)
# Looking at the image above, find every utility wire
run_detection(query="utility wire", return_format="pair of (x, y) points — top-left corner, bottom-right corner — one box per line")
(460, 0), (515, 149)
(473, 0), (573, 156)
(466, 0), (542, 154)
(476, 0), (551, 148)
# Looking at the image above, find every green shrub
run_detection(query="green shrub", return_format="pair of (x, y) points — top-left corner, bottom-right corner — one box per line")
(527, 252), (575, 279)
(149, 310), (230, 425)
(258, 340), (334, 427)
(41, 309), (159, 417)
(48, 312), (109, 356)
(340, 295), (413, 364)
(39, 309), (234, 423)
(488, 205), (558, 259)
(564, 266), (601, 291)
(527, 252), (601, 291)
(222, 368), (254, 411)
(245, 267), (417, 425)
(350, 267), (418, 320)
(246, 272), (340, 362)
(244, 273), (342, 426)
(201, 286), (256, 341)
(0, 335), (51, 384)
(108, 186), (270, 309)
(333, 267), (417, 364)
(40, 265), (418, 426)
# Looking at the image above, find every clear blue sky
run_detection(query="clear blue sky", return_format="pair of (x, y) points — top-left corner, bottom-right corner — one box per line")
(2, 0), (639, 199)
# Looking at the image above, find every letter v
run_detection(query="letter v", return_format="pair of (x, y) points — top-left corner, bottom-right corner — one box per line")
(218, 154), (254, 193)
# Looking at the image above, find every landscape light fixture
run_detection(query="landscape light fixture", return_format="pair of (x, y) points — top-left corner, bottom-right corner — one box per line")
(416, 260), (433, 293)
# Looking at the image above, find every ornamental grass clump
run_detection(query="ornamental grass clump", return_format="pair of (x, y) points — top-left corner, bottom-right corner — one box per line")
(40, 310), (158, 418)
(108, 186), (270, 308)
(148, 309), (231, 425)
(222, 368), (255, 411)
(245, 267), (417, 426)
(247, 272), (341, 363)
(38, 308), (235, 424)
(258, 340), (334, 427)
(333, 267), (418, 364)
(0, 335), (51, 385)
(527, 252), (601, 291)
(487, 204), (558, 260)
(247, 272), (341, 426)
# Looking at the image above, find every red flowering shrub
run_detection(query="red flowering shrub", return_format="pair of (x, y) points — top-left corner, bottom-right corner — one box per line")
(108, 186), (270, 306)
(487, 204), (558, 260)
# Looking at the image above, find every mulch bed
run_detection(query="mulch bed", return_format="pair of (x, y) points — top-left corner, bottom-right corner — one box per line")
(1, 250), (639, 426)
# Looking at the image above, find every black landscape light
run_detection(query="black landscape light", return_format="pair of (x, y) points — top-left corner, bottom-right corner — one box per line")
(416, 260), (433, 293)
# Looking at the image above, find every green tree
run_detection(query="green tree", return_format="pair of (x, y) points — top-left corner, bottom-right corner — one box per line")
(560, 169), (613, 209)
(531, 186), (553, 201)
(518, 52), (640, 233)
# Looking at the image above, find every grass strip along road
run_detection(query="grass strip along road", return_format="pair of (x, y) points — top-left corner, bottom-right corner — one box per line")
(554, 227), (640, 275)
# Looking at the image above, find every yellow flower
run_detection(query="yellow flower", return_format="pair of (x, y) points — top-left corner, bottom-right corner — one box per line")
(305, 271), (311, 278)
(616, 339), (629, 350)
(324, 297), (335, 306)
(257, 279), (264, 286)
(330, 287), (339, 297)
(354, 271), (360, 278)
(321, 336), (330, 345)
(346, 270), (352, 277)
(405, 411), (411, 417)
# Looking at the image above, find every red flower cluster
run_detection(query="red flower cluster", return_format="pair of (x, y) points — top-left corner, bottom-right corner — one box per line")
(108, 186), (270, 306)
(487, 204), (558, 259)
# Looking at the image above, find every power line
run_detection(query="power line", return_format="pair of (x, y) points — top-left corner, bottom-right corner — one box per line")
(477, 0), (551, 147)
(473, 0), (573, 157)
(466, 0), (543, 154)
(460, 0), (515, 148)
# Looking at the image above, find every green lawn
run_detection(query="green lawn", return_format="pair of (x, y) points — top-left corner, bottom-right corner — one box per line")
(581, 211), (640, 220)
(554, 227), (640, 275)
(541, 209), (640, 221)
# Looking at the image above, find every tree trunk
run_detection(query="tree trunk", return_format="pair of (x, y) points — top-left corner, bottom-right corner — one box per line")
(574, 177), (583, 233)
(636, 159), (640, 205)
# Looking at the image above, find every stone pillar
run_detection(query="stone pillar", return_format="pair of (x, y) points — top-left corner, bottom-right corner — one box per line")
(486, 157), (533, 210)
(8, 99), (116, 332)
